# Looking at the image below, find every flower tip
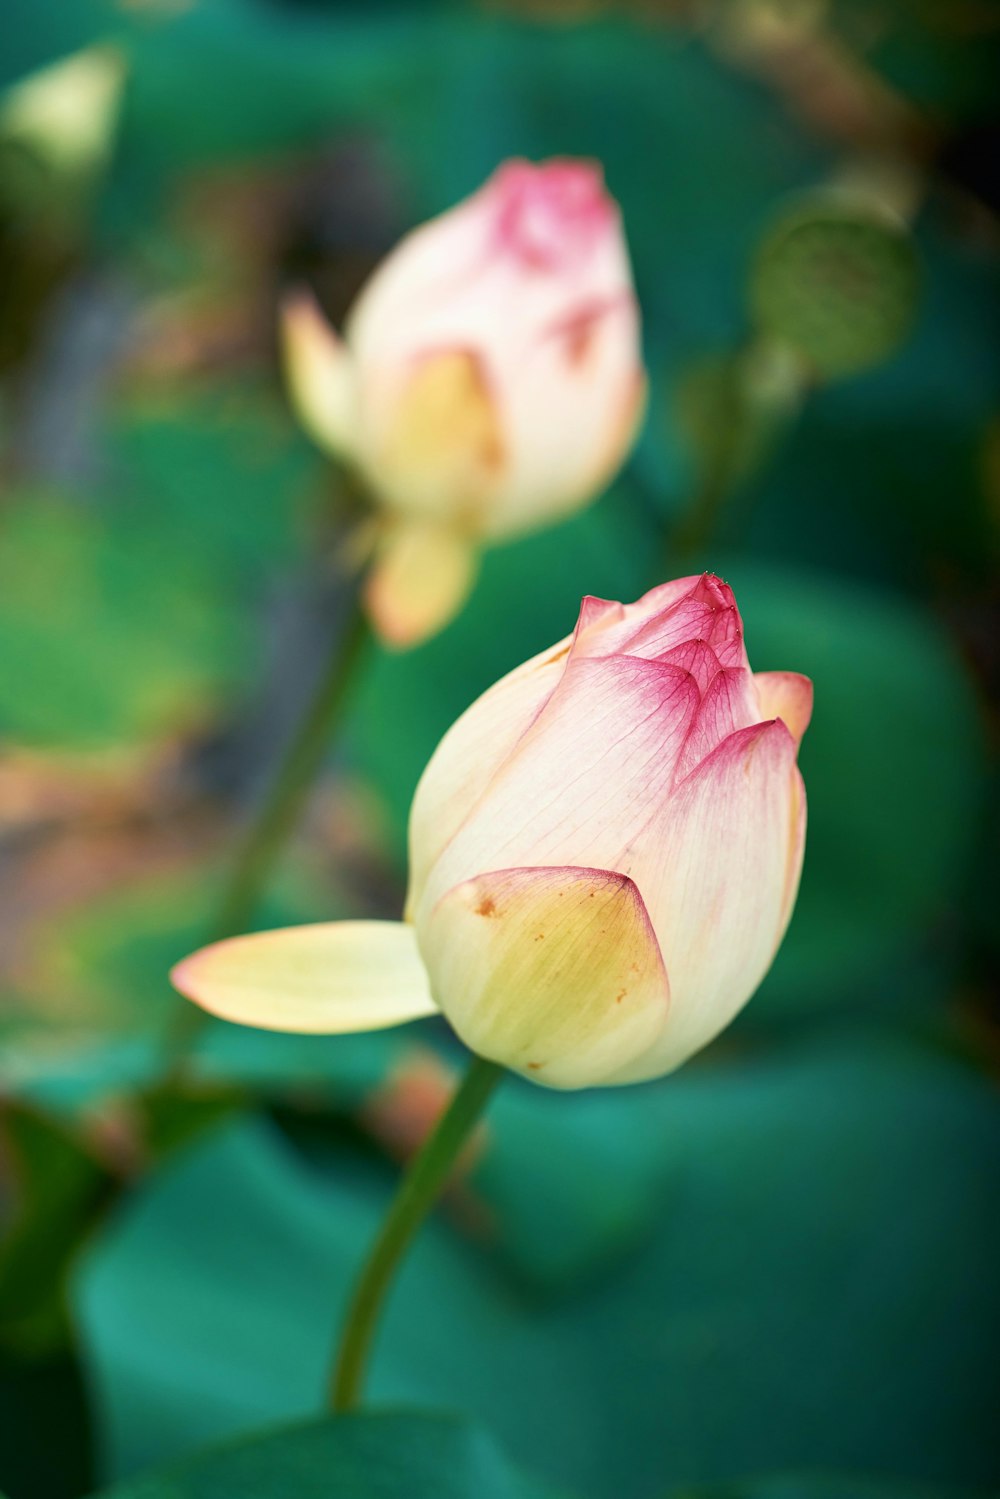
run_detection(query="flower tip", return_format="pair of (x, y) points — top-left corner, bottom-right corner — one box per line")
(168, 953), (196, 1000)
(169, 944), (222, 1012)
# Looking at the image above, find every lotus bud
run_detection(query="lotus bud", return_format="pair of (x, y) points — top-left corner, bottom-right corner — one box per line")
(173, 575), (810, 1092)
(281, 158), (645, 648)
(0, 46), (124, 177)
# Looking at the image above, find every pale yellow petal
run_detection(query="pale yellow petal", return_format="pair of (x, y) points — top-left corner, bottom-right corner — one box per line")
(1, 46), (125, 173)
(420, 865), (670, 1089)
(364, 521), (478, 650)
(280, 289), (358, 458)
(368, 350), (506, 526)
(170, 921), (436, 1034)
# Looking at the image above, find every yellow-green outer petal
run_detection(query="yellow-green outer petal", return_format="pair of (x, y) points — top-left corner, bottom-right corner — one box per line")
(420, 864), (669, 1089)
(171, 921), (437, 1034)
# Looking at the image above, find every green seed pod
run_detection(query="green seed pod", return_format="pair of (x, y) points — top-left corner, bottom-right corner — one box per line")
(749, 197), (920, 381)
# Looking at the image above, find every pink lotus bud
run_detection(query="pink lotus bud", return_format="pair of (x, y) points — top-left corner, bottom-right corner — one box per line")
(405, 573), (810, 1085)
(281, 159), (645, 647)
(172, 576), (810, 1092)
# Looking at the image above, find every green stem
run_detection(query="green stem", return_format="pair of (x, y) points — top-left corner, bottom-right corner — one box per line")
(330, 1055), (503, 1412)
(209, 597), (371, 943)
(164, 591), (371, 1066)
(670, 352), (753, 564)
(670, 338), (804, 564)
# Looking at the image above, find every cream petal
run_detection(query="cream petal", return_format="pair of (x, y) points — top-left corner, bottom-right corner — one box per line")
(420, 864), (669, 1088)
(781, 765), (808, 933)
(754, 670), (814, 744)
(363, 349), (507, 526)
(346, 192), (496, 364)
(170, 922), (437, 1034)
(280, 289), (358, 458)
(619, 719), (803, 1080)
(478, 297), (644, 539)
(364, 520), (479, 650)
(417, 654), (701, 919)
(406, 631), (573, 916)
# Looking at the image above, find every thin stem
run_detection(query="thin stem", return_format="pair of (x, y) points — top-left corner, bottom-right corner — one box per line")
(670, 338), (803, 564)
(670, 352), (752, 563)
(209, 597), (371, 943)
(330, 1054), (503, 1412)
(163, 591), (371, 1067)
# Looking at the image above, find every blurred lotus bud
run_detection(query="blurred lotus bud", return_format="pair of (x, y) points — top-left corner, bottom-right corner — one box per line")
(281, 158), (645, 647)
(750, 194), (920, 380)
(173, 575), (811, 1092)
(0, 46), (124, 177)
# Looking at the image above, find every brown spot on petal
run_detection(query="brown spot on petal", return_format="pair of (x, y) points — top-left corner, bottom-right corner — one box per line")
(480, 425), (505, 474)
(543, 642), (572, 666)
(475, 895), (497, 918)
(565, 319), (597, 367)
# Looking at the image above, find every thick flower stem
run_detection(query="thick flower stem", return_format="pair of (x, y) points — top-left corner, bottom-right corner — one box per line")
(330, 1054), (503, 1412)
(164, 593), (371, 1066)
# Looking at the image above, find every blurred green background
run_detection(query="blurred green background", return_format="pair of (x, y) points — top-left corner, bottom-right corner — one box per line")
(0, 2), (997, 1498)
